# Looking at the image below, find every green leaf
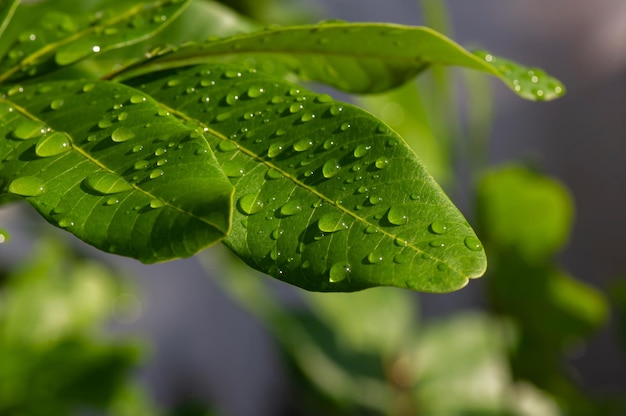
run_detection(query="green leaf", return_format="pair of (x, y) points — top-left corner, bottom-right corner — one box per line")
(0, 0), (190, 84)
(477, 164), (574, 262)
(114, 22), (565, 101)
(0, 0), (20, 42)
(127, 63), (486, 292)
(0, 80), (233, 263)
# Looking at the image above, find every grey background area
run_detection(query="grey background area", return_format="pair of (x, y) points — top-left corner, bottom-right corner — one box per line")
(1, 1), (625, 415)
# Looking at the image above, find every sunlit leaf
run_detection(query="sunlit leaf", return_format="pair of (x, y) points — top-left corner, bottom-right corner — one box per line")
(114, 22), (565, 101)
(127, 63), (486, 292)
(0, 0), (190, 83)
(0, 80), (233, 262)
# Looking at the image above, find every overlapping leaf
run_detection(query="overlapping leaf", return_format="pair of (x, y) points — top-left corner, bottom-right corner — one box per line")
(0, 0), (190, 83)
(127, 64), (486, 292)
(0, 80), (233, 262)
(114, 22), (565, 101)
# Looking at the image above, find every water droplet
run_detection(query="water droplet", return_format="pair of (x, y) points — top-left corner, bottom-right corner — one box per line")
(322, 159), (340, 178)
(368, 196), (382, 205)
(246, 86), (265, 98)
(35, 132), (71, 157)
(394, 237), (407, 247)
(266, 169), (283, 180)
(289, 103), (303, 113)
(323, 139), (335, 150)
(429, 221), (448, 235)
(84, 171), (132, 195)
(268, 142), (285, 158)
(50, 99), (64, 110)
(111, 127), (135, 142)
(154, 148), (167, 156)
(367, 251), (383, 264)
(353, 144), (370, 158)
(8, 176), (45, 197)
(375, 157), (390, 169)
(224, 70), (241, 78)
(340, 123), (351, 131)
(393, 254), (409, 264)
(82, 83), (95, 92)
(300, 112), (315, 122)
(429, 241), (445, 248)
(217, 140), (238, 152)
(288, 88), (301, 96)
(215, 111), (232, 121)
(13, 119), (46, 140)
(130, 94), (145, 104)
(98, 119), (113, 129)
(364, 225), (377, 234)
(464, 236), (482, 251)
(270, 248), (280, 260)
(437, 263), (448, 272)
(329, 105), (343, 116)
(167, 79), (180, 87)
(132, 145), (144, 153)
(150, 199), (164, 209)
(329, 262), (351, 282)
(280, 200), (301, 216)
(222, 160), (245, 178)
(410, 193), (421, 201)
(238, 194), (264, 215)
(225, 92), (239, 105)
(356, 186), (368, 194)
(316, 94), (333, 103)
(293, 138), (313, 151)
(149, 169), (164, 179)
(386, 206), (408, 225)
(270, 228), (283, 240)
(318, 213), (349, 233)
(58, 217), (74, 228)
(105, 197), (119, 205)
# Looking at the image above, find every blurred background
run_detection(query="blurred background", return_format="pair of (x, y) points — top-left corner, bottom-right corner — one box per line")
(1, 0), (625, 415)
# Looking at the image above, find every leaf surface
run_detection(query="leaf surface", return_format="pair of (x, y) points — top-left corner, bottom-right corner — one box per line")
(0, 80), (233, 262)
(0, 0), (190, 83)
(128, 64), (486, 292)
(0, 0), (20, 41)
(114, 23), (565, 101)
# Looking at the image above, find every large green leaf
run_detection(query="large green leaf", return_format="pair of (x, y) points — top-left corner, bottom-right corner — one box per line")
(0, 0), (190, 83)
(127, 63), (486, 292)
(0, 0), (20, 42)
(0, 80), (233, 262)
(114, 22), (565, 101)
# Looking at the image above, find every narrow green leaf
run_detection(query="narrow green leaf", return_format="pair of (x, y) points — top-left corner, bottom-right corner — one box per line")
(114, 22), (565, 101)
(0, 0), (21, 42)
(0, 80), (233, 262)
(127, 64), (486, 292)
(0, 0), (190, 83)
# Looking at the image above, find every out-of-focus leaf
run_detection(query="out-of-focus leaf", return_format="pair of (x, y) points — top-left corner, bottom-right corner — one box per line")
(128, 63), (486, 292)
(0, 0), (20, 41)
(0, 80), (233, 263)
(114, 22), (565, 101)
(477, 165), (574, 262)
(477, 164), (608, 412)
(0, 0), (190, 83)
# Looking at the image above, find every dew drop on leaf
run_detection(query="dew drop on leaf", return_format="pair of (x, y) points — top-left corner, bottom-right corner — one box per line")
(111, 127), (135, 142)
(293, 138), (313, 151)
(464, 236), (482, 251)
(267, 142), (285, 158)
(329, 262), (351, 283)
(393, 254), (409, 264)
(84, 171), (132, 195)
(149, 169), (164, 179)
(322, 159), (340, 178)
(217, 140), (238, 152)
(375, 157), (390, 169)
(353, 144), (370, 158)
(13, 119), (46, 140)
(58, 217), (74, 228)
(8, 176), (45, 197)
(318, 213), (349, 233)
(238, 194), (264, 215)
(280, 200), (301, 216)
(149, 199), (164, 209)
(367, 251), (383, 264)
(35, 132), (71, 157)
(222, 160), (245, 178)
(50, 99), (64, 110)
(247, 86), (265, 98)
(387, 206), (408, 225)
(429, 221), (448, 235)
(265, 169), (283, 180)
(429, 241), (445, 248)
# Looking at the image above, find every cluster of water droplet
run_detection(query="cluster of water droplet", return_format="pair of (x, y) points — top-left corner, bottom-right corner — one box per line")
(126, 63), (485, 289)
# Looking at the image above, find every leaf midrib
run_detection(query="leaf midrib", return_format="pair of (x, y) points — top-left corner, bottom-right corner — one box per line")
(1, 96), (229, 234)
(161, 100), (470, 279)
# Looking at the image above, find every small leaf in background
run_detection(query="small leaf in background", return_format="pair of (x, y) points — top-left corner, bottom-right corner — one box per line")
(114, 22), (565, 101)
(477, 165), (574, 262)
(128, 63), (486, 292)
(0, 0), (191, 83)
(0, 80), (233, 263)
(477, 164), (608, 411)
